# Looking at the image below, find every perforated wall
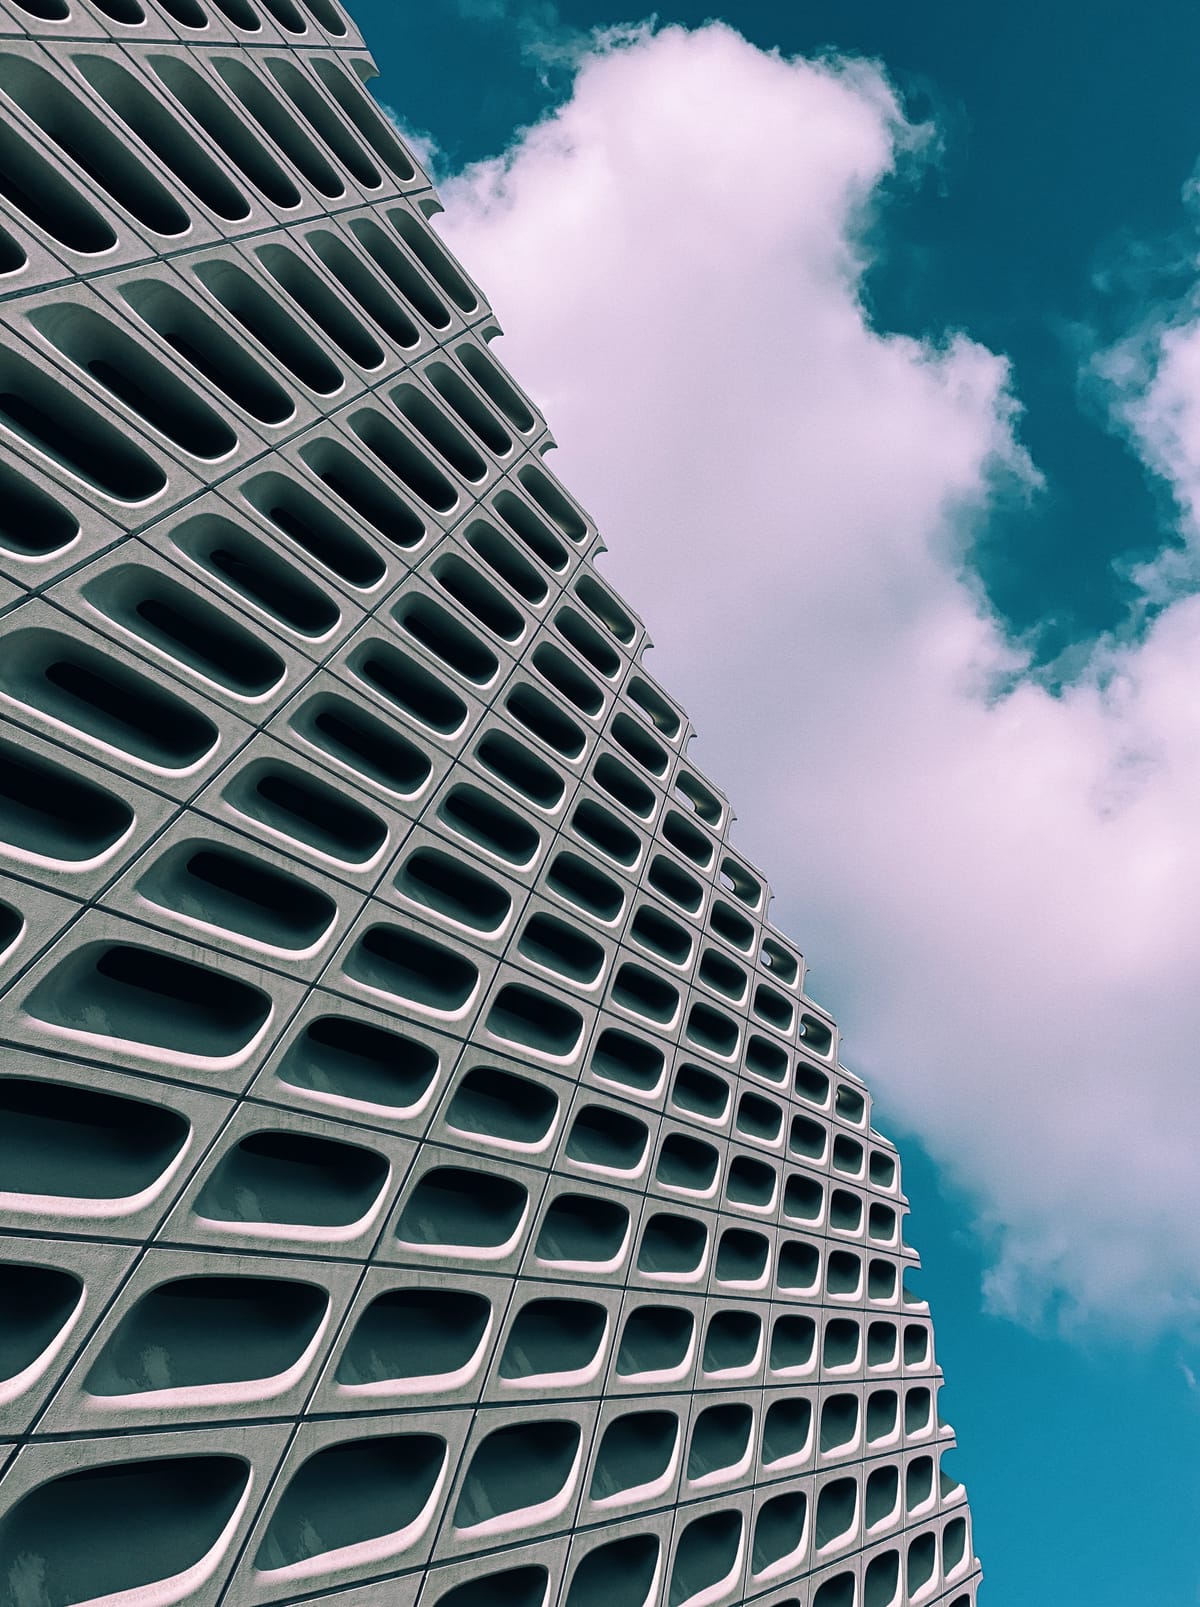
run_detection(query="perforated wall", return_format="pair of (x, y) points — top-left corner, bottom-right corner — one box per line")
(0, 3), (981, 1605)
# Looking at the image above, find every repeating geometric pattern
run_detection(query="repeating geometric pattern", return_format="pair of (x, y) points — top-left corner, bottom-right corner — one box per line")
(0, 2), (982, 1605)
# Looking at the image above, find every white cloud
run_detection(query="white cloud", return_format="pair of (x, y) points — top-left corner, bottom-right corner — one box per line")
(437, 21), (1200, 1333)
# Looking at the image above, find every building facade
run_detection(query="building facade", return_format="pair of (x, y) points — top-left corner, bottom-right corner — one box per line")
(0, 3), (980, 1605)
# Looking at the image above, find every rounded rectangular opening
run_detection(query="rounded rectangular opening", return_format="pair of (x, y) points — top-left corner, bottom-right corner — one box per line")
(702, 1309), (761, 1374)
(0, 346), (165, 502)
(256, 1432), (446, 1570)
(290, 692), (432, 796)
(671, 1063), (728, 1122)
(25, 942), (269, 1059)
(495, 488), (567, 570)
(195, 1130), (388, 1228)
(446, 1066), (558, 1148)
(591, 1028), (664, 1092)
(396, 1166), (527, 1252)
(477, 730), (564, 810)
(714, 1227), (768, 1284)
(224, 760), (386, 865)
(82, 564), (282, 696)
(397, 847), (511, 934)
(121, 279), (291, 425)
(346, 924), (478, 1012)
(589, 1411), (677, 1502)
(439, 783), (540, 866)
(87, 1274), (326, 1395)
(762, 1396), (812, 1467)
(546, 850), (623, 922)
(770, 1314), (816, 1373)
(137, 842), (335, 952)
(669, 1511), (743, 1607)
(573, 799), (640, 866)
(0, 737), (131, 866)
(519, 912), (604, 984)
(454, 1419), (581, 1531)
(278, 1015), (438, 1113)
(0, 1456), (249, 1603)
(171, 512), (339, 637)
(499, 1298), (606, 1382)
(615, 1305), (693, 1378)
(336, 1288), (490, 1387)
(487, 983), (583, 1058)
(535, 1192), (629, 1265)
(566, 1105), (648, 1173)
(0, 1077), (187, 1203)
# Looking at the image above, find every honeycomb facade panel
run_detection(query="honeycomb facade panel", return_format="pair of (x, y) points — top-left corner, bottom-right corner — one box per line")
(0, 3), (980, 1605)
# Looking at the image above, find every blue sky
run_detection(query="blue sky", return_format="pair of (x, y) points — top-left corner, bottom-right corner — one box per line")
(350, 3), (1200, 1600)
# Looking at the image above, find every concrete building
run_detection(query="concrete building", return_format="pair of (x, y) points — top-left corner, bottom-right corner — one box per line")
(0, 3), (980, 1605)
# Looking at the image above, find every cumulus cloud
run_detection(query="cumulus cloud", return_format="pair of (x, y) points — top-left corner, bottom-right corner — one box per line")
(437, 22), (1200, 1332)
(1097, 280), (1200, 599)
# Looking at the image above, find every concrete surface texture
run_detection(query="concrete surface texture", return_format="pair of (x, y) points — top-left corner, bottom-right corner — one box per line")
(0, 3), (980, 1605)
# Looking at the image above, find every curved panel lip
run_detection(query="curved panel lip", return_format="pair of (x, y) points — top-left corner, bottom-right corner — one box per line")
(637, 1249), (711, 1287)
(132, 897), (340, 962)
(588, 1450), (680, 1514)
(251, 1450), (448, 1586)
(483, 1027), (583, 1067)
(344, 974), (481, 1026)
(0, 532), (81, 567)
(703, 1352), (763, 1383)
(276, 1075), (441, 1124)
(0, 1124), (191, 1224)
(751, 1538), (809, 1586)
(533, 1242), (630, 1277)
(865, 1507), (899, 1537)
(0, 816), (138, 875)
(443, 1121), (559, 1158)
(520, 959), (607, 998)
(610, 1001), (683, 1035)
(565, 1157), (646, 1184)
(333, 1316), (494, 1400)
(815, 1527), (861, 1560)
(220, 805), (391, 876)
(715, 1273), (770, 1295)
(726, 1192), (778, 1218)
(346, 668), (472, 743)
(686, 1446), (755, 1492)
(0, 694), (220, 778)
(592, 1071), (668, 1104)
(80, 1302), (333, 1413)
(394, 898), (513, 945)
(21, 1006), (276, 1074)
(0, 1284), (86, 1407)
(394, 1205), (530, 1263)
(79, 606), (288, 707)
(41, 1458), (255, 1607)
(452, 1442), (583, 1543)
(866, 1428), (902, 1453)
(673, 1533), (746, 1607)
(617, 1346), (697, 1387)
(657, 1179), (720, 1203)
(287, 726), (431, 803)
(0, 432), (170, 510)
(497, 1344), (609, 1394)
(193, 1176), (392, 1244)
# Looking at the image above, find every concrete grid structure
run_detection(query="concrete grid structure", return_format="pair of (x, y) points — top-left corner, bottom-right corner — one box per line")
(0, 2), (981, 1605)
